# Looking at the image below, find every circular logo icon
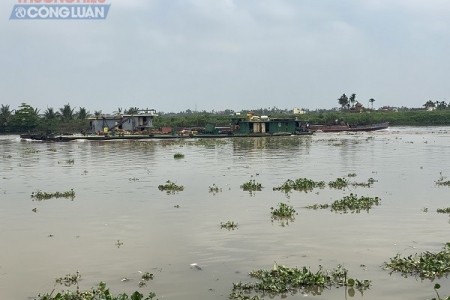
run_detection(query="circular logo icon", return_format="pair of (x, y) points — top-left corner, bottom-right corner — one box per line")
(15, 7), (27, 18)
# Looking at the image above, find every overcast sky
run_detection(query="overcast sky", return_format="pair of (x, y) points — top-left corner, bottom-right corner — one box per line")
(1, 0), (449, 113)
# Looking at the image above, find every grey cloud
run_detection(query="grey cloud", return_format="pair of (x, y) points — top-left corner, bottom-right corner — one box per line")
(1, 0), (449, 112)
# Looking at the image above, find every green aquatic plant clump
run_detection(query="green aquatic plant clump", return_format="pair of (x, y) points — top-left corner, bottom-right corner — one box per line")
(158, 180), (184, 194)
(24, 147), (39, 154)
(271, 203), (296, 219)
(307, 194), (380, 213)
(351, 177), (377, 187)
(31, 189), (75, 201)
(437, 207), (450, 214)
(220, 221), (238, 230)
(273, 178), (325, 193)
(328, 177), (349, 189)
(331, 194), (380, 213)
(230, 263), (370, 299)
(138, 272), (154, 288)
(305, 203), (330, 210)
(55, 272), (81, 287)
(34, 282), (157, 300)
(436, 173), (450, 186)
(209, 183), (222, 194)
(240, 179), (263, 192)
(173, 153), (185, 159)
(384, 242), (450, 279)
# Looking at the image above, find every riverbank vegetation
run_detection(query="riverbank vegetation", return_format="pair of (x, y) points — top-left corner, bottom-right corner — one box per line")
(4, 102), (450, 134)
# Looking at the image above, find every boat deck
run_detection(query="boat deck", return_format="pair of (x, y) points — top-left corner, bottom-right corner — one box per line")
(21, 132), (313, 142)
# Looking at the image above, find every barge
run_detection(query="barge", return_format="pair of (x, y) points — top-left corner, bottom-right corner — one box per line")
(20, 112), (313, 142)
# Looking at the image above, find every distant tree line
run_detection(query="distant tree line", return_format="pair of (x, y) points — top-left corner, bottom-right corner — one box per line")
(337, 93), (375, 110)
(0, 103), (159, 133)
(2, 100), (450, 133)
(0, 103), (88, 133)
(422, 100), (448, 110)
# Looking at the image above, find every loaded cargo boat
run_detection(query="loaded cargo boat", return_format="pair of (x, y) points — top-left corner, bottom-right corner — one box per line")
(20, 112), (313, 142)
(308, 122), (389, 133)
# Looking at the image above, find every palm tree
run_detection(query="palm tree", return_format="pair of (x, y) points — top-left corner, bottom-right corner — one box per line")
(125, 107), (139, 114)
(0, 104), (13, 126)
(76, 107), (88, 120)
(437, 101), (447, 110)
(94, 110), (102, 119)
(369, 98), (375, 110)
(59, 103), (76, 122)
(33, 108), (40, 117)
(349, 93), (356, 108)
(113, 107), (123, 116)
(44, 107), (58, 120)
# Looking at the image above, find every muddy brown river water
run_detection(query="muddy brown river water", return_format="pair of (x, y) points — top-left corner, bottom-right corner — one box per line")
(1, 127), (450, 300)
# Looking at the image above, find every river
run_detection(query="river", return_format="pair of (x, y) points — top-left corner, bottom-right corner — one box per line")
(1, 126), (450, 300)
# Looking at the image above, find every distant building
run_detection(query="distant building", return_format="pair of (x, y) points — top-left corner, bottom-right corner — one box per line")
(89, 109), (158, 133)
(379, 106), (398, 112)
(350, 102), (364, 113)
(293, 107), (307, 114)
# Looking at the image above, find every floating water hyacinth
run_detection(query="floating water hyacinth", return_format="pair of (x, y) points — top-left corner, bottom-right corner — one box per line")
(31, 189), (75, 201)
(273, 178), (325, 193)
(158, 180), (184, 194)
(230, 263), (370, 299)
(384, 242), (450, 279)
(306, 194), (381, 213)
(220, 221), (238, 230)
(240, 179), (262, 192)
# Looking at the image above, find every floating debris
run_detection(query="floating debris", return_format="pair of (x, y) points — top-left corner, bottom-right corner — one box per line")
(190, 263), (202, 270)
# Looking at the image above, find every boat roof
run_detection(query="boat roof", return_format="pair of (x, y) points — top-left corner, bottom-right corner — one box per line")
(88, 113), (158, 120)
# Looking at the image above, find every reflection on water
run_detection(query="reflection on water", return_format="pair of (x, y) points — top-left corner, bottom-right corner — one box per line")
(1, 128), (450, 300)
